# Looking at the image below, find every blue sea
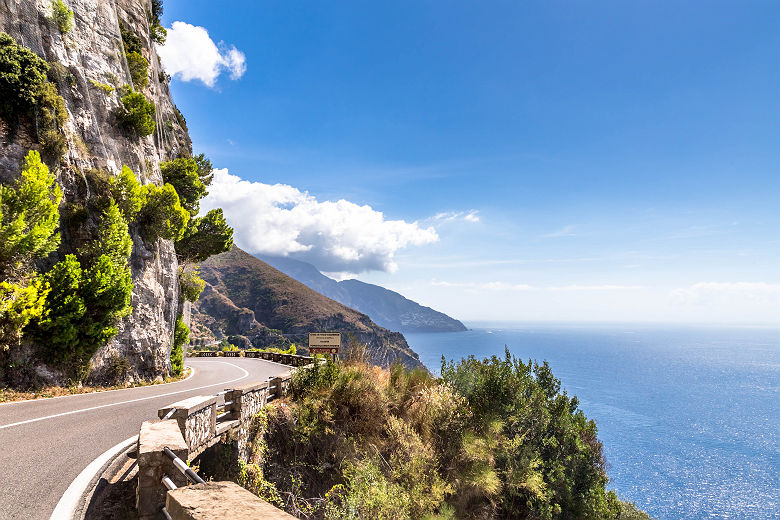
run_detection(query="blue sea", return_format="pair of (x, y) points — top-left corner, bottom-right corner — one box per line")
(404, 323), (780, 520)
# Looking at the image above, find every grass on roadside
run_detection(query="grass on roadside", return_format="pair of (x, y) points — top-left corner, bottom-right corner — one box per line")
(0, 366), (191, 403)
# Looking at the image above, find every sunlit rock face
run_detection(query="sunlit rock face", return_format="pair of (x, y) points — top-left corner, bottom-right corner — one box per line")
(0, 0), (192, 383)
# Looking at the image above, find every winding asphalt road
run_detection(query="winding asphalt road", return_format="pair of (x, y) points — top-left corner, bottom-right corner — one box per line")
(0, 357), (287, 519)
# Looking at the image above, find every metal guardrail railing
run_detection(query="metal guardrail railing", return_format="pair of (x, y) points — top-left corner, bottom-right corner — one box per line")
(163, 447), (205, 485)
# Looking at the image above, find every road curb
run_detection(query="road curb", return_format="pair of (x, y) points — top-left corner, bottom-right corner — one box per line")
(0, 365), (195, 407)
(49, 435), (138, 520)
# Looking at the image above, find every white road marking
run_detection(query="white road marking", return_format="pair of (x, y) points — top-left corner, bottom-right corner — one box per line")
(0, 362), (250, 431)
(0, 365), (196, 407)
(48, 435), (138, 520)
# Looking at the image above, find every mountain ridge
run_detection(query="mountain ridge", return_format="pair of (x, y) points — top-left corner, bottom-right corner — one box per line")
(191, 247), (425, 370)
(259, 254), (468, 333)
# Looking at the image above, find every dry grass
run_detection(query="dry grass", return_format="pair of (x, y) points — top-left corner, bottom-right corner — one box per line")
(0, 366), (191, 403)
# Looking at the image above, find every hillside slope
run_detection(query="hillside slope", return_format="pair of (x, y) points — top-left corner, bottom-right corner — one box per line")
(261, 255), (467, 333)
(192, 247), (424, 370)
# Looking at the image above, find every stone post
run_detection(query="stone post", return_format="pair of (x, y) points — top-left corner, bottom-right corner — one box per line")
(158, 396), (217, 453)
(136, 420), (189, 520)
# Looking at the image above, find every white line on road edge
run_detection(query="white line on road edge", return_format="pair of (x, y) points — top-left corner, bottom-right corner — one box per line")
(0, 365), (196, 407)
(49, 435), (138, 520)
(0, 362), (249, 431)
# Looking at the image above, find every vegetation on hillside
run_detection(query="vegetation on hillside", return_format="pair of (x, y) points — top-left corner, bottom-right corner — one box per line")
(0, 15), (232, 386)
(0, 32), (68, 163)
(117, 87), (156, 137)
(50, 0), (74, 33)
(235, 350), (652, 520)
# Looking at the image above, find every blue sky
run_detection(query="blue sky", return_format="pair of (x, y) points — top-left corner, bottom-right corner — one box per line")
(159, 1), (780, 324)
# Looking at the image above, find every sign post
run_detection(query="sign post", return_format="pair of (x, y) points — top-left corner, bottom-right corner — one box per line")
(308, 332), (341, 361)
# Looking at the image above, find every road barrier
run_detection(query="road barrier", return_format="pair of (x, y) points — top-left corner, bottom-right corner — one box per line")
(136, 354), (316, 519)
(191, 350), (316, 367)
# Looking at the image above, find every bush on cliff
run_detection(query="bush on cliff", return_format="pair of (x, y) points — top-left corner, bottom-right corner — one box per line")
(240, 350), (652, 520)
(50, 0), (74, 34)
(117, 88), (155, 137)
(0, 33), (69, 163)
(30, 203), (133, 380)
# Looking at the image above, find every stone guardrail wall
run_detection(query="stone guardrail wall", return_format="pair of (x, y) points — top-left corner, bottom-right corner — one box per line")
(136, 356), (311, 519)
(191, 350), (315, 367)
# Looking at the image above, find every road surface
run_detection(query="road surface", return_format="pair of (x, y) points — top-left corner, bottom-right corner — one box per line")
(0, 357), (287, 519)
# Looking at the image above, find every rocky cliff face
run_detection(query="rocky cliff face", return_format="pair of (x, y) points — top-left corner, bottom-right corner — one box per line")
(0, 0), (190, 382)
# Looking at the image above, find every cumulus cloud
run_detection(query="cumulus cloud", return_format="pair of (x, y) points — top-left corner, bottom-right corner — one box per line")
(156, 21), (246, 87)
(201, 169), (438, 273)
(433, 210), (480, 223)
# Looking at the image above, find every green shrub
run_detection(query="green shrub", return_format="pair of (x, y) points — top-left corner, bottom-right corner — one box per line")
(79, 202), (133, 266)
(0, 151), (62, 280)
(29, 202), (133, 381)
(175, 208), (233, 263)
(109, 165), (143, 222)
(119, 22), (148, 89)
(117, 88), (155, 137)
(0, 279), (48, 351)
(160, 157), (206, 215)
(0, 33), (49, 117)
(50, 0), (74, 33)
(178, 266), (205, 303)
(148, 0), (167, 44)
(89, 79), (114, 94)
(137, 183), (189, 243)
(32, 252), (132, 381)
(126, 51), (148, 89)
(245, 352), (650, 520)
(170, 314), (187, 376)
(0, 33), (69, 163)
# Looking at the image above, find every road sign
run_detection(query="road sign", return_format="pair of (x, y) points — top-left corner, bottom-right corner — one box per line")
(308, 332), (341, 354)
(309, 347), (340, 354)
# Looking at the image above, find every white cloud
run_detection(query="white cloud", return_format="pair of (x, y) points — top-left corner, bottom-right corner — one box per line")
(156, 21), (246, 87)
(201, 169), (438, 273)
(541, 225), (576, 238)
(671, 282), (780, 306)
(430, 280), (642, 292)
(432, 210), (480, 223)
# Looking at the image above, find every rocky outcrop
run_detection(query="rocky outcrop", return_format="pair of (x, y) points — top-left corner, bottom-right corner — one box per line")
(0, 0), (190, 382)
(191, 247), (426, 370)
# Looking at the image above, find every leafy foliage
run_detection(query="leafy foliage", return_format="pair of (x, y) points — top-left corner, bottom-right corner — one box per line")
(137, 183), (189, 243)
(78, 202), (133, 266)
(0, 33), (68, 163)
(178, 266), (205, 303)
(126, 51), (149, 89)
(175, 208), (233, 263)
(109, 165), (143, 222)
(50, 0), (74, 33)
(0, 32), (49, 117)
(148, 0), (167, 44)
(29, 201), (134, 381)
(193, 153), (214, 186)
(117, 88), (155, 137)
(32, 251), (132, 380)
(119, 21), (148, 89)
(160, 157), (206, 215)
(170, 313), (187, 376)
(244, 353), (651, 520)
(89, 79), (114, 94)
(0, 279), (47, 351)
(0, 151), (62, 281)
